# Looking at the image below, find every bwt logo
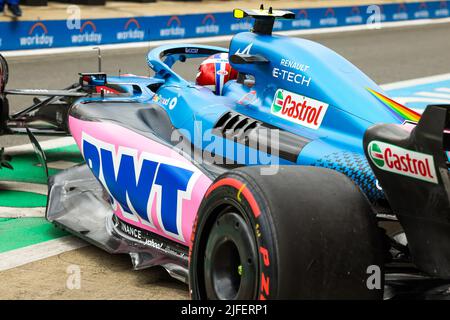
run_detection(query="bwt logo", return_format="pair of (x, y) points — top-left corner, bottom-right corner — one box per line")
(292, 9), (311, 28)
(393, 3), (409, 20)
(160, 16), (185, 37)
(319, 8), (338, 26)
(117, 18), (145, 41)
(414, 2), (430, 19)
(71, 21), (102, 44)
(196, 14), (219, 35)
(82, 133), (199, 242)
(436, 1), (449, 16)
(345, 6), (363, 24)
(20, 22), (54, 47)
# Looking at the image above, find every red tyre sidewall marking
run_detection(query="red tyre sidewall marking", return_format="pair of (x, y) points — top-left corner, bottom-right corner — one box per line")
(205, 178), (261, 218)
(203, 177), (272, 300)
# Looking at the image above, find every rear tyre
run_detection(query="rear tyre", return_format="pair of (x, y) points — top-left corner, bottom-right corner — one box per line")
(189, 166), (384, 299)
(0, 54), (9, 94)
(0, 54), (9, 134)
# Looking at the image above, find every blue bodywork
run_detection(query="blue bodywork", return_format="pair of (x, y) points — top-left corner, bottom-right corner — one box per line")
(79, 32), (407, 205)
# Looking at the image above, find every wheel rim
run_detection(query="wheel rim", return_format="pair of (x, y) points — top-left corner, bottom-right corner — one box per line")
(203, 211), (258, 300)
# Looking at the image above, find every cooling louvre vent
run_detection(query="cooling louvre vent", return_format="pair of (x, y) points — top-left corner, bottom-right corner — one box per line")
(213, 111), (310, 163)
(214, 111), (261, 140)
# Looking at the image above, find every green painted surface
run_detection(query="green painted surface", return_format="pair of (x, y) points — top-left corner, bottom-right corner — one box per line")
(0, 190), (47, 207)
(0, 217), (67, 253)
(0, 144), (83, 184)
(0, 143), (83, 253)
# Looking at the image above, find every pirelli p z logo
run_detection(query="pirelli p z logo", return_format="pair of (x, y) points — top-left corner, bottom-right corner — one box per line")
(368, 141), (438, 184)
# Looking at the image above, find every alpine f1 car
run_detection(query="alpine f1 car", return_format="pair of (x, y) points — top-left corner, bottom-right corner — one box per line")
(0, 7), (449, 300)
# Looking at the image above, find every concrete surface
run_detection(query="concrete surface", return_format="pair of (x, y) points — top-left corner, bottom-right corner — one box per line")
(0, 246), (188, 299)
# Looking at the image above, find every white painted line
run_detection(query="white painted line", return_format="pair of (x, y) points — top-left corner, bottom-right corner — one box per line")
(416, 91), (450, 99)
(0, 181), (48, 218)
(4, 136), (76, 155)
(381, 73), (450, 90)
(3, 17), (450, 57)
(38, 160), (78, 170)
(0, 181), (47, 195)
(0, 207), (45, 218)
(436, 87), (450, 93)
(0, 236), (88, 272)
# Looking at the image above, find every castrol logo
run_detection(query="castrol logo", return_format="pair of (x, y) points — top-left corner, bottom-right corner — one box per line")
(368, 141), (438, 184)
(271, 89), (328, 130)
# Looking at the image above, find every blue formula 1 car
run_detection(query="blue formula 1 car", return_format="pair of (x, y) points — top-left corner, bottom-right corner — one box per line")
(0, 8), (449, 300)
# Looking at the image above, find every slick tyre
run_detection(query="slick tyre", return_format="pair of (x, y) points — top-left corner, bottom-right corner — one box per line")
(0, 54), (8, 94)
(189, 166), (384, 299)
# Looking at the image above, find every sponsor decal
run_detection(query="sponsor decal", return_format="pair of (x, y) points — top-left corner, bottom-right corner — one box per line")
(230, 19), (252, 32)
(272, 67), (311, 87)
(152, 94), (177, 109)
(235, 43), (253, 55)
(72, 21), (102, 44)
(216, 69), (228, 76)
(280, 59), (310, 72)
(115, 217), (146, 241)
(368, 141), (438, 184)
(116, 18), (145, 41)
(152, 94), (169, 105)
(20, 22), (54, 47)
(320, 8), (338, 26)
(82, 133), (199, 241)
(259, 246), (270, 300)
(168, 97), (178, 110)
(436, 1), (449, 17)
(185, 47), (199, 54)
(345, 6), (363, 24)
(393, 3), (409, 20)
(113, 215), (186, 259)
(273, 59), (311, 87)
(196, 14), (220, 35)
(160, 16), (185, 37)
(292, 9), (312, 28)
(271, 89), (328, 130)
(414, 2), (430, 18)
(378, 6), (387, 21)
(273, 20), (283, 30)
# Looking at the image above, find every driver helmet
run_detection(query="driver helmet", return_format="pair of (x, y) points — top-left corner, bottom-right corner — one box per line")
(196, 53), (238, 95)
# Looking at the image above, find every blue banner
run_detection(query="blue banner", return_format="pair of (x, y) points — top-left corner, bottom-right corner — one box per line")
(0, 1), (448, 51)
